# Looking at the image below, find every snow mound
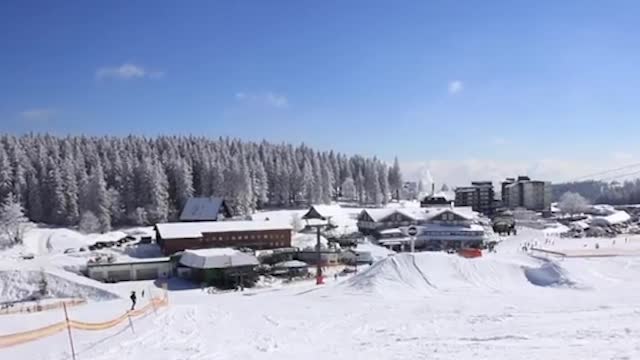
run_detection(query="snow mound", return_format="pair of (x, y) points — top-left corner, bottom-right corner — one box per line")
(0, 270), (119, 303)
(292, 233), (329, 250)
(354, 241), (395, 261)
(345, 254), (436, 295)
(344, 252), (578, 297)
(523, 261), (576, 287)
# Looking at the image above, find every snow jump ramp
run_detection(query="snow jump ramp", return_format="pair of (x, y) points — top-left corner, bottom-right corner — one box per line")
(343, 253), (579, 297)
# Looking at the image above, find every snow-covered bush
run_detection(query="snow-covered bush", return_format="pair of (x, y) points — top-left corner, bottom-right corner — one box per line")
(290, 214), (304, 232)
(78, 211), (101, 234)
(128, 207), (148, 226)
(0, 197), (30, 246)
(558, 192), (590, 214)
(341, 177), (357, 201)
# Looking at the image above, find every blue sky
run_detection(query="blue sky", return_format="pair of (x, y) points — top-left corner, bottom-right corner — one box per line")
(1, 1), (639, 184)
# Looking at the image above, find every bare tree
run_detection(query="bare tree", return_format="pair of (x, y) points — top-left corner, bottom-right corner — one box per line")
(558, 192), (590, 214)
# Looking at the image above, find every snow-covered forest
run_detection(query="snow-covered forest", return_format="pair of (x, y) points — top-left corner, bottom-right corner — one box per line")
(0, 135), (403, 231)
(552, 180), (640, 205)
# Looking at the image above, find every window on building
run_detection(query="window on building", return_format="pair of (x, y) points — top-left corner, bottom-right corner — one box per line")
(231, 236), (236, 240)
(244, 235), (248, 240)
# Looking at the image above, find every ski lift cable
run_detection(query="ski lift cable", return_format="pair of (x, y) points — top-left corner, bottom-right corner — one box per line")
(567, 162), (640, 182)
(596, 168), (640, 183)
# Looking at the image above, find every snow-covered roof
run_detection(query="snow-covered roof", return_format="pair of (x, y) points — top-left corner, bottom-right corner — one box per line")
(398, 208), (432, 221)
(418, 223), (484, 232)
(361, 209), (397, 222)
(302, 204), (343, 220)
(87, 257), (171, 267)
(274, 260), (308, 268)
(179, 197), (230, 221)
(179, 248), (259, 269)
(426, 191), (455, 201)
(424, 207), (475, 221)
(379, 228), (403, 235)
(358, 206), (476, 223)
(590, 210), (631, 226)
(156, 220), (292, 240)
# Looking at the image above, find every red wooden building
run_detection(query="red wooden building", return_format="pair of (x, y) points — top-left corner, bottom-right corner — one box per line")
(155, 221), (292, 255)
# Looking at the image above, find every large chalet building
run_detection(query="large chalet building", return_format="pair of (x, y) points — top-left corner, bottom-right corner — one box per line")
(357, 206), (485, 251)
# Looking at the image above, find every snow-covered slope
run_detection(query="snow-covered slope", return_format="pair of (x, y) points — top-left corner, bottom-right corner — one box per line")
(5, 221), (640, 359)
(344, 252), (576, 297)
(0, 270), (119, 302)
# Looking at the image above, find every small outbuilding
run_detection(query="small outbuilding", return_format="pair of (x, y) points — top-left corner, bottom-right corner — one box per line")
(87, 257), (173, 282)
(178, 248), (259, 289)
(272, 260), (309, 277)
(302, 205), (343, 221)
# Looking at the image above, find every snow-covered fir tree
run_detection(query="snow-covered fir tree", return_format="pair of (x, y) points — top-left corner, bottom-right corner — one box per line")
(0, 134), (402, 228)
(87, 163), (111, 232)
(0, 146), (12, 203)
(388, 156), (403, 200)
(341, 177), (356, 201)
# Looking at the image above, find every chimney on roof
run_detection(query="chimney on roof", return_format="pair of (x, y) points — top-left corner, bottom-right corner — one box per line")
(431, 183), (435, 196)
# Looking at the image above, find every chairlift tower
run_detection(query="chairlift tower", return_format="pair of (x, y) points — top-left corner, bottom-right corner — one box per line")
(305, 219), (338, 285)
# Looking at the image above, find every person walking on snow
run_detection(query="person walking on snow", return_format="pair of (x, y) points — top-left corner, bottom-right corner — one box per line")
(130, 291), (137, 310)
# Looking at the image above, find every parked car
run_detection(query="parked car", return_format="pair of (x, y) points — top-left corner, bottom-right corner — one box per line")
(63, 248), (76, 254)
(21, 253), (35, 260)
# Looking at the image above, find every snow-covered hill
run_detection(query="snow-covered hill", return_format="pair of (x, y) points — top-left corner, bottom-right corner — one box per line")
(3, 218), (640, 359)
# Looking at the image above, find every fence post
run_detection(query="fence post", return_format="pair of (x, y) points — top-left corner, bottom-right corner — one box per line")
(162, 282), (168, 306)
(62, 303), (77, 360)
(127, 311), (135, 334)
(149, 287), (157, 315)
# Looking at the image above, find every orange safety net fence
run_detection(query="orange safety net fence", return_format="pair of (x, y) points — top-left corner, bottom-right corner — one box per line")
(1, 299), (87, 316)
(0, 295), (168, 348)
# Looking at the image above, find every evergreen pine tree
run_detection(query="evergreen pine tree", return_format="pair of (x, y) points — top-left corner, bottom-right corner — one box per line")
(88, 163), (111, 232)
(0, 146), (12, 203)
(60, 156), (80, 225)
(341, 177), (356, 201)
(45, 157), (66, 225)
(388, 156), (403, 200)
(26, 172), (43, 222)
(378, 164), (390, 204)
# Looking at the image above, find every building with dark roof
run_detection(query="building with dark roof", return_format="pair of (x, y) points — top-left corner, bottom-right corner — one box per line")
(420, 191), (454, 208)
(179, 197), (232, 222)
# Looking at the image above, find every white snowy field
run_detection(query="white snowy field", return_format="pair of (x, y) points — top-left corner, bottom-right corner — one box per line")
(3, 226), (640, 359)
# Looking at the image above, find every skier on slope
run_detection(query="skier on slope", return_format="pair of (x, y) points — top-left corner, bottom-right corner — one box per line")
(130, 291), (137, 310)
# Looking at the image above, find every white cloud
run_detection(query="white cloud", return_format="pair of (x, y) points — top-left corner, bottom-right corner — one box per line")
(96, 63), (164, 80)
(19, 108), (54, 121)
(611, 151), (633, 162)
(491, 137), (509, 145)
(448, 80), (463, 95)
(235, 91), (289, 108)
